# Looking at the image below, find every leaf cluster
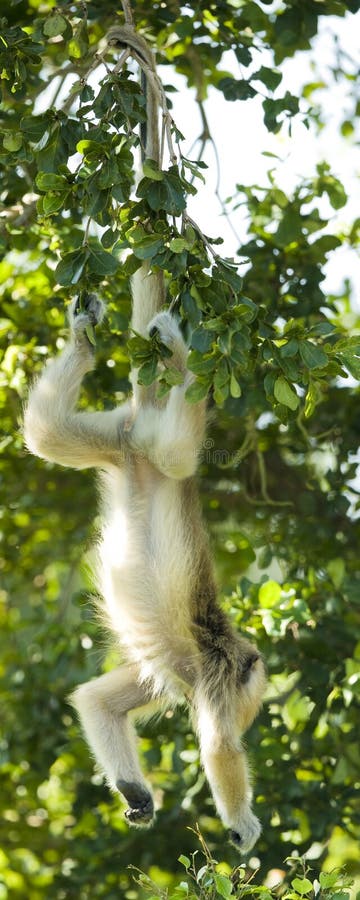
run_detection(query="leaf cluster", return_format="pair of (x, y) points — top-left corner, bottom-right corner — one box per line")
(133, 832), (354, 900)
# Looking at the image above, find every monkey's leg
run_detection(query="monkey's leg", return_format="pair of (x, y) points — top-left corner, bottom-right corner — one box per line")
(195, 700), (261, 853)
(131, 311), (206, 478)
(70, 664), (157, 826)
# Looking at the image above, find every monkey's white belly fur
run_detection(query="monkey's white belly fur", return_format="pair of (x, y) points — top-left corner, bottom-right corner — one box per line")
(23, 289), (266, 851)
(99, 465), (197, 695)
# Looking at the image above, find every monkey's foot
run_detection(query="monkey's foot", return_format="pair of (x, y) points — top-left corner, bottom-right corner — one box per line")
(148, 311), (187, 371)
(69, 293), (105, 338)
(116, 780), (154, 827)
(73, 292), (105, 325)
(228, 810), (261, 854)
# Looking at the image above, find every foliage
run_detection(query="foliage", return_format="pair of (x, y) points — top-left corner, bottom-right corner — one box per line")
(132, 830), (354, 900)
(1, 1), (360, 898)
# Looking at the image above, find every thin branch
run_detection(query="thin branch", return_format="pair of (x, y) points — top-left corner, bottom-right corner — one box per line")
(82, 217), (93, 243)
(121, 0), (135, 27)
(187, 98), (243, 247)
(112, 46), (131, 75)
(256, 449), (293, 507)
(182, 212), (219, 261)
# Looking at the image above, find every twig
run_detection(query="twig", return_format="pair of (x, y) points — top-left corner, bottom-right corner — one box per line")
(121, 0), (134, 27)
(112, 46), (131, 75)
(187, 98), (243, 247)
(256, 449), (293, 507)
(182, 212), (219, 261)
(83, 216), (92, 243)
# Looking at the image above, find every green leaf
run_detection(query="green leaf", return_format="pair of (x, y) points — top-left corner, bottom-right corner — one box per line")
(182, 157), (206, 184)
(187, 351), (217, 376)
(132, 235), (164, 260)
(137, 168), (187, 215)
(191, 328), (213, 353)
(234, 46), (252, 66)
(0, 318), (12, 337)
(230, 372), (241, 398)
(232, 297), (258, 323)
(142, 158), (164, 181)
(77, 139), (105, 159)
(337, 351), (360, 380)
(283, 692), (315, 730)
(218, 77), (257, 102)
(36, 123), (68, 172)
(327, 558), (346, 589)
(87, 243), (119, 276)
(128, 334), (153, 362)
(21, 114), (51, 143)
(68, 21), (89, 59)
(304, 380), (321, 418)
(96, 158), (122, 190)
(320, 174), (347, 210)
(214, 361), (229, 404)
(291, 878), (313, 895)
(255, 66), (282, 91)
(80, 84), (95, 104)
(162, 367), (184, 387)
(42, 191), (69, 216)
(310, 321), (336, 336)
(319, 872), (341, 889)
(85, 324), (96, 347)
(3, 132), (23, 152)
(215, 262), (243, 291)
(178, 855), (191, 870)
(181, 290), (202, 325)
(299, 341), (328, 369)
(280, 338), (299, 358)
(185, 380), (209, 403)
(274, 375), (299, 410)
(169, 238), (189, 253)
(55, 248), (89, 286)
(214, 358), (229, 389)
(36, 172), (68, 191)
(214, 874), (233, 899)
(43, 13), (69, 37)
(263, 92), (299, 133)
(259, 580), (282, 608)
(137, 356), (158, 386)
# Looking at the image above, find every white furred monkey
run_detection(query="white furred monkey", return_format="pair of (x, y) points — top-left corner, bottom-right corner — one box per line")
(23, 25), (266, 853)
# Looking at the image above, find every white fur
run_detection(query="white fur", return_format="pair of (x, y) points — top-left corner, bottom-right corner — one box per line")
(23, 290), (265, 853)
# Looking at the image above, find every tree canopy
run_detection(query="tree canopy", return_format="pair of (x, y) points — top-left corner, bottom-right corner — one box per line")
(1, 1), (360, 898)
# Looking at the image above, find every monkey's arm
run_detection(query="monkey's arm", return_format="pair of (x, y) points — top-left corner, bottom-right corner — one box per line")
(24, 297), (130, 469)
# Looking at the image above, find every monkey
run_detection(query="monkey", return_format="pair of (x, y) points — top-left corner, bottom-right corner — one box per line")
(23, 27), (266, 853)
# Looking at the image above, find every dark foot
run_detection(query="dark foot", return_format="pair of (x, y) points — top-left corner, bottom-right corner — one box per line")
(75, 292), (103, 326)
(116, 780), (154, 826)
(229, 829), (242, 849)
(228, 810), (261, 853)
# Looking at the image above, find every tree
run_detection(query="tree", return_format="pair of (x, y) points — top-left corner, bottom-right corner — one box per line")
(1, 1), (360, 897)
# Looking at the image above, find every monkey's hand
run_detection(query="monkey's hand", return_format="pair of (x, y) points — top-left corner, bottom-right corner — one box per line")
(148, 311), (188, 373)
(68, 293), (105, 349)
